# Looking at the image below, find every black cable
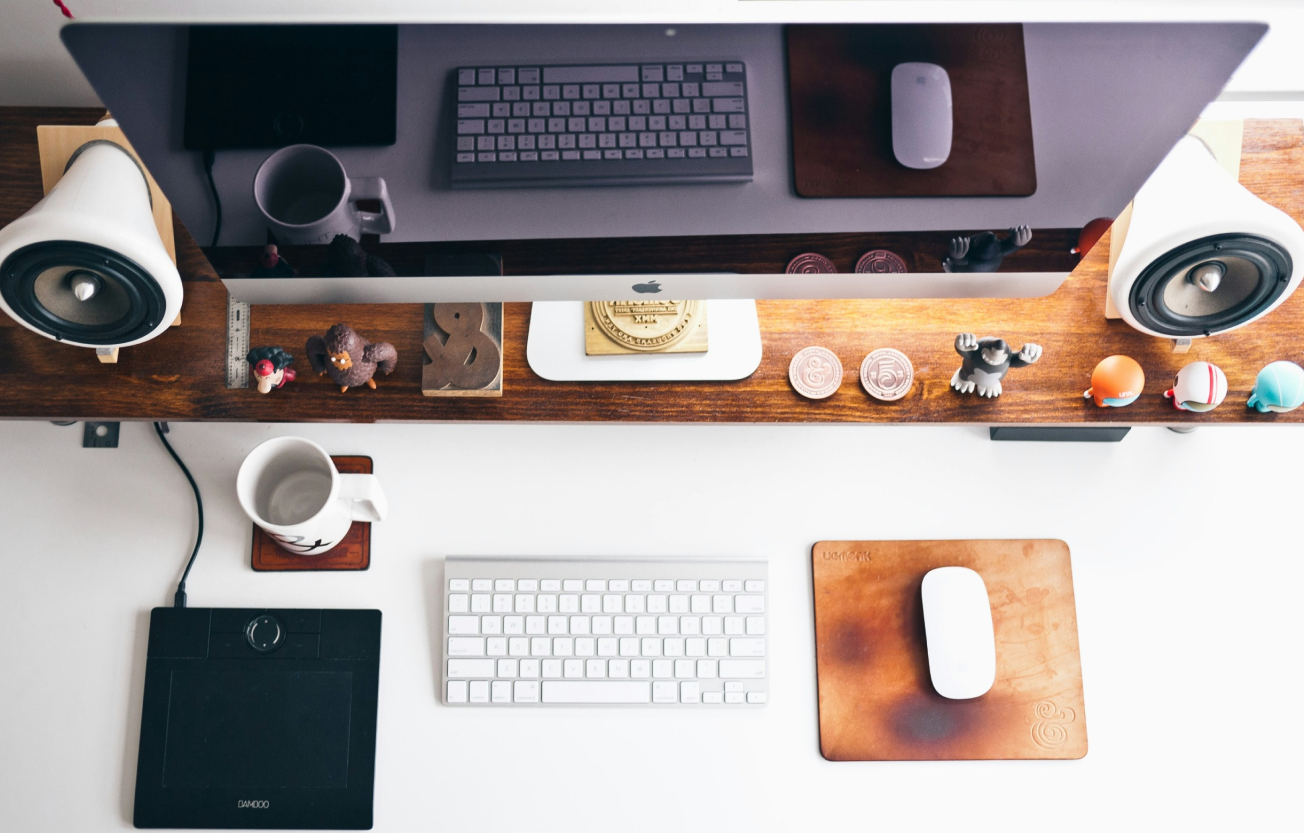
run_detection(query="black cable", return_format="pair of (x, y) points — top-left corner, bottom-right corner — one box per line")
(202, 149), (221, 247)
(153, 422), (204, 608)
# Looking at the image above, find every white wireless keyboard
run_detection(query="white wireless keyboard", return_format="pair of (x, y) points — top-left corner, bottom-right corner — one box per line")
(441, 557), (768, 706)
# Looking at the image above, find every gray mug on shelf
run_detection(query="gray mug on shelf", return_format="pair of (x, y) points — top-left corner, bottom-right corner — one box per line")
(253, 144), (395, 245)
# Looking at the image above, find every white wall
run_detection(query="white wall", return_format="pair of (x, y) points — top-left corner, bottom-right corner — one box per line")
(0, 0), (1301, 107)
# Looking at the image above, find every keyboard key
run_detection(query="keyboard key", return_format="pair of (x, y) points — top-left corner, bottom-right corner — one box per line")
(531, 637), (550, 655)
(667, 65), (684, 81)
(631, 659), (651, 678)
(495, 580), (515, 591)
(548, 616), (567, 634)
(448, 594), (469, 612)
(641, 638), (661, 656)
(563, 579), (583, 592)
(653, 681), (677, 703)
(709, 147), (727, 157)
(493, 594), (512, 612)
(703, 691), (723, 704)
(449, 615), (478, 634)
(636, 616), (655, 635)
(680, 681), (701, 703)
(663, 638), (684, 657)
(537, 594), (556, 612)
(641, 65), (664, 82)
(699, 580), (721, 592)
(674, 659), (695, 678)
(719, 660), (766, 678)
(543, 681), (650, 703)
(460, 86), (499, 102)
(746, 617), (765, 635)
(509, 637), (528, 656)
(497, 68), (515, 84)
(720, 130), (748, 145)
(745, 580), (764, 592)
(658, 616), (677, 635)
(448, 637), (485, 656)
(686, 637), (705, 656)
(514, 680), (540, 702)
(587, 658), (606, 678)
(542, 659), (562, 678)
(708, 637), (728, 656)
(448, 658), (495, 677)
(447, 680), (468, 702)
(470, 680), (490, 702)
(670, 595), (689, 613)
(723, 580), (743, 592)
(520, 659), (539, 677)
(747, 692), (767, 704)
(487, 637), (507, 656)
(575, 637), (595, 656)
(458, 69), (476, 85)
(570, 616), (590, 634)
(654, 580), (674, 592)
(592, 616), (612, 634)
(615, 617), (634, 634)
(598, 637), (618, 656)
(519, 68), (541, 84)
(725, 617), (744, 635)
(518, 579), (538, 591)
(608, 658), (629, 677)
(702, 81), (744, 97)
(497, 658), (517, 677)
(730, 638), (766, 657)
(702, 616), (721, 634)
(504, 616), (524, 634)
(554, 637), (574, 655)
(540, 579), (561, 591)
(697, 659), (717, 678)
(564, 658), (584, 677)
(526, 616), (545, 634)
(735, 595), (765, 613)
(725, 691), (745, 704)
(563, 85), (580, 99)
(691, 595), (710, 613)
(619, 637), (639, 656)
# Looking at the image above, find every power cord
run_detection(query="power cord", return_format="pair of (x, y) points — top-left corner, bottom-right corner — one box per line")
(153, 422), (204, 608)
(202, 149), (222, 247)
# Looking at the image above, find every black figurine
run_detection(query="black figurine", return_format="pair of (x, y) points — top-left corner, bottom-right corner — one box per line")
(246, 346), (297, 394)
(325, 234), (397, 278)
(249, 244), (296, 278)
(943, 226), (1032, 273)
(950, 333), (1041, 399)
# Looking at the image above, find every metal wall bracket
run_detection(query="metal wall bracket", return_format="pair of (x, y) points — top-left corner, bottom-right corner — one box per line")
(990, 426), (1131, 442)
(83, 421), (120, 448)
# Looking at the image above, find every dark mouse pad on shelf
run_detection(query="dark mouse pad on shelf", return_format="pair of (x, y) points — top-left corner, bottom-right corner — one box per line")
(786, 24), (1037, 198)
(252, 456), (372, 572)
(812, 540), (1086, 761)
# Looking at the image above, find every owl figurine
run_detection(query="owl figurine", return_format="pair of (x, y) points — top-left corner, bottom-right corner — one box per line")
(306, 323), (398, 393)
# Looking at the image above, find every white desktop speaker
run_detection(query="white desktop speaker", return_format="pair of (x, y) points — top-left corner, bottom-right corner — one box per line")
(0, 136), (182, 348)
(1108, 132), (1302, 339)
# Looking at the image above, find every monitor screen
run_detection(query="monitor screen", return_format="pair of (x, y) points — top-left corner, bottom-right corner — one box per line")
(60, 21), (1265, 303)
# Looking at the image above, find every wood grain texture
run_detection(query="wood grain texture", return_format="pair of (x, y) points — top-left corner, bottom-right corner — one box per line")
(787, 24), (1037, 197)
(0, 107), (1300, 424)
(251, 456), (372, 571)
(813, 540), (1086, 761)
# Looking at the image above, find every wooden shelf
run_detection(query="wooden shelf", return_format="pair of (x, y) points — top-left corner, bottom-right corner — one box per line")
(0, 107), (1300, 425)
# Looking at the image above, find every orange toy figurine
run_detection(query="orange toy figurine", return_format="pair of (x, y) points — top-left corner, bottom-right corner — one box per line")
(1083, 355), (1145, 407)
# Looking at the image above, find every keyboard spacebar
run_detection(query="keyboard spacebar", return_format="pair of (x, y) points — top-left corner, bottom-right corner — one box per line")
(542, 65), (639, 84)
(541, 681), (651, 703)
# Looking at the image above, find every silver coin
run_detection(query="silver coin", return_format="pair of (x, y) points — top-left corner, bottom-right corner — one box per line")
(860, 348), (914, 401)
(789, 346), (843, 399)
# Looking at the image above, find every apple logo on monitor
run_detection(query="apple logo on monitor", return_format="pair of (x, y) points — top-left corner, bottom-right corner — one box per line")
(632, 280), (662, 294)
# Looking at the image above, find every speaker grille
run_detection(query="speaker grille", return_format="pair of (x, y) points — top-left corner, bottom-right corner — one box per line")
(1, 241), (166, 345)
(1128, 233), (1293, 337)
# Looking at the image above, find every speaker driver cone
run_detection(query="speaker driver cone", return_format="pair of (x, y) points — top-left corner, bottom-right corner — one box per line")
(1128, 233), (1292, 337)
(1, 241), (166, 345)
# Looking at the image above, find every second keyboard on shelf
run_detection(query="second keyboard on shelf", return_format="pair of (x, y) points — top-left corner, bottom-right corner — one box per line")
(450, 61), (754, 188)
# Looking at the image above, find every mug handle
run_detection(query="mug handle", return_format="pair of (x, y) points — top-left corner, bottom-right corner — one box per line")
(338, 473), (388, 522)
(350, 177), (396, 235)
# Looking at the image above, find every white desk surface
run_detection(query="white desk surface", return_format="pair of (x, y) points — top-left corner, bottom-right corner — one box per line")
(0, 419), (1300, 831)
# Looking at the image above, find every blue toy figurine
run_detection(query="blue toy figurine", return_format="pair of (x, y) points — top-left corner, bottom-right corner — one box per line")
(1247, 361), (1305, 413)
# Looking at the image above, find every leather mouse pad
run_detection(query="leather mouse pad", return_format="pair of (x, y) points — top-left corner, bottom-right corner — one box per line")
(812, 540), (1086, 760)
(786, 24), (1037, 198)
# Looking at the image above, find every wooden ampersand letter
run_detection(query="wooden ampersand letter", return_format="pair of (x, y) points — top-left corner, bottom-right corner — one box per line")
(423, 303), (501, 390)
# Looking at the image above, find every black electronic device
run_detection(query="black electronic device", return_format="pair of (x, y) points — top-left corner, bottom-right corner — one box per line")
(183, 25), (398, 150)
(133, 608), (381, 830)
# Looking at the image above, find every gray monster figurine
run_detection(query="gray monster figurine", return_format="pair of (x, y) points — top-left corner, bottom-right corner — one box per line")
(950, 333), (1042, 399)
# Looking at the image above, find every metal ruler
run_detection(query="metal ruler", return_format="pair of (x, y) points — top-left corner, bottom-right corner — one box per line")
(225, 296), (251, 389)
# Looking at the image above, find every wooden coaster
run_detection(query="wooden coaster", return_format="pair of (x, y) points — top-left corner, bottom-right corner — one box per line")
(812, 540), (1086, 761)
(251, 456), (372, 572)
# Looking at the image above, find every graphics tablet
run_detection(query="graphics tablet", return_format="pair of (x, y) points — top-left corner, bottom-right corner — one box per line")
(133, 608), (381, 829)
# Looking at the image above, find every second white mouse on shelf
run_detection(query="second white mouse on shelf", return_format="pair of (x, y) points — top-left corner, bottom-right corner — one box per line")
(921, 566), (996, 699)
(891, 62), (953, 170)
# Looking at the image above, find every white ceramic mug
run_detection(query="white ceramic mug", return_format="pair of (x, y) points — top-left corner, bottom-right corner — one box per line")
(237, 437), (387, 555)
(253, 144), (395, 245)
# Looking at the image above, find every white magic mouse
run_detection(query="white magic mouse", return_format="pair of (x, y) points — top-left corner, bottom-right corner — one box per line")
(921, 566), (995, 699)
(891, 62), (953, 170)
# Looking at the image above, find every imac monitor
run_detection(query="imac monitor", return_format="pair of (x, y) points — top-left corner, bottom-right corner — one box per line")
(59, 20), (1266, 305)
